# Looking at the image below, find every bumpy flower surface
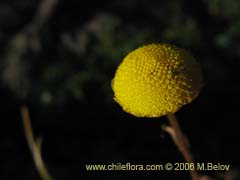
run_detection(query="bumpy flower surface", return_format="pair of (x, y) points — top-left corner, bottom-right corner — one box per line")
(112, 43), (203, 117)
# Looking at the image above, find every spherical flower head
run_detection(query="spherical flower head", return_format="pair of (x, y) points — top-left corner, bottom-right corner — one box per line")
(112, 43), (203, 117)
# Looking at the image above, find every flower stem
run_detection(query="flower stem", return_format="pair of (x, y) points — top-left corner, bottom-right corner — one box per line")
(164, 113), (199, 180)
(20, 104), (52, 180)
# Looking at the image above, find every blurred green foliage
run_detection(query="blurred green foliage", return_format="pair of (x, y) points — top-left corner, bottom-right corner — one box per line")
(2, 12), (153, 107)
(1, 0), (240, 107)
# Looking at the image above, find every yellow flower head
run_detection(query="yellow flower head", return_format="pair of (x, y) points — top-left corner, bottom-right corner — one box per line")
(112, 43), (203, 117)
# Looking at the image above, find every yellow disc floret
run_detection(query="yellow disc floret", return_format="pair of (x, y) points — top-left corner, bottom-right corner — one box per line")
(112, 43), (203, 117)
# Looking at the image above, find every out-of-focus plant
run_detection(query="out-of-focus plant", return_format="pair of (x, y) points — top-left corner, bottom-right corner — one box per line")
(2, 13), (154, 107)
(205, 0), (240, 51)
(1, 0), (58, 179)
(163, 18), (202, 47)
(1, 3), (154, 179)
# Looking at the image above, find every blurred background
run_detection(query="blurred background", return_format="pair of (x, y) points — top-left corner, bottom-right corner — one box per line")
(0, 0), (240, 179)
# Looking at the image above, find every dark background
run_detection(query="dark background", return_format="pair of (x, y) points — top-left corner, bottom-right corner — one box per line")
(0, 0), (240, 179)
